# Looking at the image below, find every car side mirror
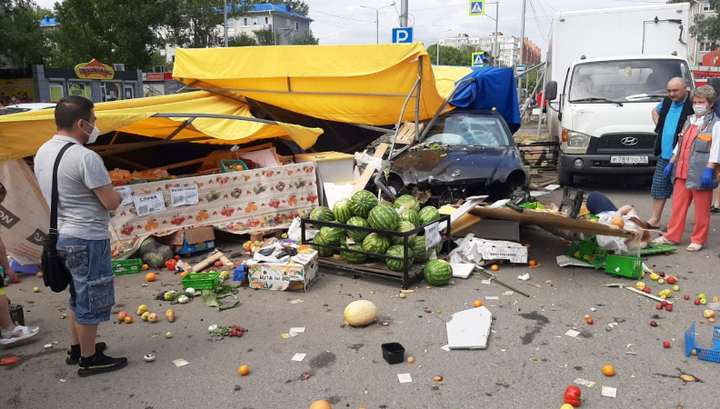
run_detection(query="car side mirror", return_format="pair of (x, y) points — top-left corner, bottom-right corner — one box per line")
(545, 81), (558, 101)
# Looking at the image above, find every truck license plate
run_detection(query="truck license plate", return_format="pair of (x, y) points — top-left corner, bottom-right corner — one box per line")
(610, 156), (648, 164)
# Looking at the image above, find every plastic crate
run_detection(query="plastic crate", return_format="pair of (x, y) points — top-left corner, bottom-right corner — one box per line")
(603, 254), (642, 279)
(181, 272), (220, 290)
(221, 160), (248, 173)
(685, 322), (720, 364)
(569, 239), (606, 269)
(112, 259), (143, 275)
(9, 304), (24, 326)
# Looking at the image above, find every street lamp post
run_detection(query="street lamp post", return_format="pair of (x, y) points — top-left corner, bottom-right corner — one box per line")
(437, 28), (452, 65)
(360, 2), (396, 44)
(223, 0), (228, 47)
(482, 2), (500, 66)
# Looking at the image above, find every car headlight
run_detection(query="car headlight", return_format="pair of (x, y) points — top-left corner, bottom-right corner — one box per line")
(567, 132), (591, 148)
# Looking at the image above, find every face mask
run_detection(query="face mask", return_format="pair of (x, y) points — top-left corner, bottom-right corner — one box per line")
(82, 120), (100, 144)
(693, 105), (708, 116)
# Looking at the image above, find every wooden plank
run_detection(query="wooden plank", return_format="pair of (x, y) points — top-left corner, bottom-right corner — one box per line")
(350, 143), (389, 196)
(395, 122), (424, 145)
(192, 252), (224, 272)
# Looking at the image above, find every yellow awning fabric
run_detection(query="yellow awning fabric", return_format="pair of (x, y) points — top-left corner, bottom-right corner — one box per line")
(173, 43), (452, 126)
(0, 91), (323, 161)
(432, 66), (473, 99)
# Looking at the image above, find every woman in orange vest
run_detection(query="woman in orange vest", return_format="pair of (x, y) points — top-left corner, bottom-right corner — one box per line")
(653, 86), (720, 251)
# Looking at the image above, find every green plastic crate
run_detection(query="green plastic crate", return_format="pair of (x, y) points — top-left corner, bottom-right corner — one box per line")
(221, 160), (248, 173)
(604, 254), (642, 279)
(113, 259), (143, 275)
(181, 272), (219, 290)
(569, 239), (606, 269)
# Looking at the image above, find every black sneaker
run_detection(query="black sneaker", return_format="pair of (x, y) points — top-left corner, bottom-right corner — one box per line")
(78, 352), (127, 377)
(711, 206), (720, 214)
(66, 342), (108, 365)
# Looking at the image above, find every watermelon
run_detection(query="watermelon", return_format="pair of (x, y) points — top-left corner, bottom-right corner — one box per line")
(385, 244), (414, 272)
(320, 226), (346, 246)
(368, 204), (400, 231)
(310, 206), (335, 222)
(362, 233), (391, 255)
(418, 205), (440, 225)
(423, 259), (453, 285)
(399, 209), (420, 228)
(346, 216), (370, 242)
(350, 190), (378, 218)
(392, 220), (418, 245)
(333, 199), (355, 223)
(341, 243), (368, 264)
(393, 194), (420, 212)
(409, 236), (429, 262)
(311, 233), (335, 257)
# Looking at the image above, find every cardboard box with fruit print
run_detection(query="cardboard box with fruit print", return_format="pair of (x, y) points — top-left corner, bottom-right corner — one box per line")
(246, 251), (319, 292)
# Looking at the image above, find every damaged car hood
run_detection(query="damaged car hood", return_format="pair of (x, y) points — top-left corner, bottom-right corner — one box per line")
(391, 144), (522, 185)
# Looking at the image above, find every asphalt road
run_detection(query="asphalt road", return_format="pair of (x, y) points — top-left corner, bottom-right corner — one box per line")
(2, 175), (719, 409)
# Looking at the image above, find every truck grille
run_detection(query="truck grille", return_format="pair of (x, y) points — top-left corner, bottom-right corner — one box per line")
(597, 133), (655, 150)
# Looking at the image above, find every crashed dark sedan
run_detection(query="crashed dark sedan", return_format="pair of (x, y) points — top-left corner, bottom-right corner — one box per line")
(379, 109), (529, 205)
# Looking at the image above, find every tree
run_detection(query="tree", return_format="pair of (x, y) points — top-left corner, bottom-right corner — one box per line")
(228, 33), (257, 47)
(426, 44), (472, 66)
(254, 28), (279, 46)
(0, 0), (50, 68)
(49, 0), (173, 70)
(165, 0), (248, 49)
(291, 30), (319, 45)
(686, 0), (720, 44)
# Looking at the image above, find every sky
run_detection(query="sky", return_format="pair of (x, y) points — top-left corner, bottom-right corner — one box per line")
(34, 0), (675, 54)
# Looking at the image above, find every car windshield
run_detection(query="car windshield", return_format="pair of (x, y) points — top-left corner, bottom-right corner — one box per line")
(569, 59), (692, 102)
(423, 114), (511, 147)
(0, 107), (31, 116)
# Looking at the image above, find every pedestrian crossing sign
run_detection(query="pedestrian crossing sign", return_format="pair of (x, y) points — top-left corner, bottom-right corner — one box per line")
(472, 52), (485, 67)
(470, 1), (484, 16)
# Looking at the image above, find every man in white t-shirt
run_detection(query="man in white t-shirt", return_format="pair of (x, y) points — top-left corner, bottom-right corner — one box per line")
(34, 96), (126, 377)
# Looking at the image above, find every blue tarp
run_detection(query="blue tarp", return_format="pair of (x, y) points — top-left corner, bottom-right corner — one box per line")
(449, 67), (521, 134)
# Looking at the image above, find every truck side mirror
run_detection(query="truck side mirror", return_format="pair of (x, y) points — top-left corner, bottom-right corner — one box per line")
(545, 81), (558, 101)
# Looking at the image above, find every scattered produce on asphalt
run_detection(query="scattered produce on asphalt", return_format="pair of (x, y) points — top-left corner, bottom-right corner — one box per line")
(433, 376), (443, 382)
(117, 311), (128, 322)
(563, 385), (583, 407)
(344, 300), (377, 326)
(663, 341), (671, 348)
(238, 364), (250, 376)
(601, 365), (615, 376)
(165, 331), (173, 339)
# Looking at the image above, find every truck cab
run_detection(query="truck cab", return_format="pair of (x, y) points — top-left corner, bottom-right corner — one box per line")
(545, 56), (693, 185)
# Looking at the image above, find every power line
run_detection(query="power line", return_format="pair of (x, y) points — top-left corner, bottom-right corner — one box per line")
(529, 0), (548, 43)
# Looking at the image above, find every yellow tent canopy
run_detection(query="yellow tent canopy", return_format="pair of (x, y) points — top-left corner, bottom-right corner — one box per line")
(173, 43), (455, 126)
(432, 66), (473, 100)
(0, 91), (323, 161)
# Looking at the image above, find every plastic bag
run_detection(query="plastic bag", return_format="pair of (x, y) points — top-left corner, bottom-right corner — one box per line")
(137, 238), (174, 268)
(595, 214), (644, 254)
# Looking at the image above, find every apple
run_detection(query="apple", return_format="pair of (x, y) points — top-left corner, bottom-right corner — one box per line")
(644, 287), (652, 294)
(586, 318), (594, 325)
(658, 278), (665, 285)
(117, 311), (128, 322)
(673, 285), (680, 292)
(666, 276), (677, 284)
(700, 298), (708, 305)
(33, 287), (40, 293)
(658, 271), (666, 278)
(662, 301), (669, 307)
(695, 299), (701, 305)
(148, 313), (159, 323)
(124, 316), (133, 324)
(698, 293), (707, 300)
(685, 295), (691, 300)
(650, 321), (658, 327)
(165, 332), (173, 339)
(665, 305), (673, 312)
(704, 310), (716, 319)
(655, 304), (663, 310)
(663, 341), (671, 348)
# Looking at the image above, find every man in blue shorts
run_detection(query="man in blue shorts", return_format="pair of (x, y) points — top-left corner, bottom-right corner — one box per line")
(35, 96), (127, 376)
(647, 77), (693, 229)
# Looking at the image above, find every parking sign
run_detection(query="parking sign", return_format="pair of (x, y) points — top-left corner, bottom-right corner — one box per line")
(392, 27), (413, 43)
(469, 1), (484, 16)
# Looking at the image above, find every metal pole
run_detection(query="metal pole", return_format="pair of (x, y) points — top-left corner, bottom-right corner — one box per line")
(376, 9), (379, 44)
(494, 2), (499, 67)
(517, 0), (526, 99)
(224, 0), (228, 47)
(400, 0), (408, 27)
(537, 65), (547, 141)
(437, 33), (440, 65)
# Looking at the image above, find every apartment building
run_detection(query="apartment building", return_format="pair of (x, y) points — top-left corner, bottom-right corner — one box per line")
(439, 33), (520, 67)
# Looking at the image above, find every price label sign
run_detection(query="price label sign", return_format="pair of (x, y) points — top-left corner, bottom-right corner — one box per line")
(170, 186), (199, 207)
(424, 221), (442, 250)
(114, 186), (133, 207)
(133, 192), (166, 217)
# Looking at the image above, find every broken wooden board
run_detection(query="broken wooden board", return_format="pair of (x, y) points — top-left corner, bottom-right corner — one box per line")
(191, 252), (224, 273)
(395, 122), (424, 145)
(468, 206), (634, 238)
(350, 143), (389, 196)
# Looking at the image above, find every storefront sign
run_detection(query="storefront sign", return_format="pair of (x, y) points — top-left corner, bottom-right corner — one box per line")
(74, 59), (115, 80)
(0, 78), (36, 104)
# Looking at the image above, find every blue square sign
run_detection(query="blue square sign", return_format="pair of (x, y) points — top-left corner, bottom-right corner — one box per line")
(392, 27), (413, 44)
(469, 1), (484, 16)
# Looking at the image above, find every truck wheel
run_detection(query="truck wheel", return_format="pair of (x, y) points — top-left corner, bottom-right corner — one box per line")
(557, 163), (574, 186)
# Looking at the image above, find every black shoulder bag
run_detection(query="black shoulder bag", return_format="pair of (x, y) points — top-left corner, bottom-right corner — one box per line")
(41, 143), (74, 293)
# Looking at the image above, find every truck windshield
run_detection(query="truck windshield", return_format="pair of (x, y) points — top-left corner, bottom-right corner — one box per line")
(424, 113), (511, 147)
(569, 60), (692, 102)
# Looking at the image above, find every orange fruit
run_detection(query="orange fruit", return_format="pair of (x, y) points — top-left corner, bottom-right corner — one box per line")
(473, 300), (483, 308)
(145, 272), (156, 282)
(309, 401), (331, 409)
(528, 260), (537, 267)
(525, 243), (532, 248)
(611, 218), (625, 229)
(490, 264), (499, 271)
(407, 357), (414, 363)
(562, 239), (570, 244)
(124, 316), (133, 324)
(180, 272), (188, 278)
(602, 365), (615, 376)
(141, 264), (149, 271)
(238, 364), (250, 376)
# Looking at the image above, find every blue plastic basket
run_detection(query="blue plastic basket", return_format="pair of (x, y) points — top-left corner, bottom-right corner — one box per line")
(684, 322), (720, 364)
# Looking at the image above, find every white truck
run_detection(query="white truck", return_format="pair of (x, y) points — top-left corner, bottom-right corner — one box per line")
(544, 3), (693, 185)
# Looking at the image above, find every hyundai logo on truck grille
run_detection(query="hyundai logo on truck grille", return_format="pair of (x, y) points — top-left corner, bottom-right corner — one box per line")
(621, 136), (639, 146)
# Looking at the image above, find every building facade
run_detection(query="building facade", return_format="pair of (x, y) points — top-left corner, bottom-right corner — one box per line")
(521, 38), (542, 66)
(689, 1), (718, 67)
(439, 33), (521, 67)
(227, 3), (312, 45)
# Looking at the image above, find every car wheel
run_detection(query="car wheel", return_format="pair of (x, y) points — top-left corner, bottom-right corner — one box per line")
(557, 162), (574, 186)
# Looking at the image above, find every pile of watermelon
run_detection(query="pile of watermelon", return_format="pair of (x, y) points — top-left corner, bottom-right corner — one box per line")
(308, 191), (451, 284)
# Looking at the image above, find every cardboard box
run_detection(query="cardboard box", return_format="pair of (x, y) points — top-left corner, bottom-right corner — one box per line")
(463, 219), (521, 242)
(295, 151), (355, 183)
(471, 238), (528, 264)
(158, 227), (215, 255)
(247, 251), (319, 292)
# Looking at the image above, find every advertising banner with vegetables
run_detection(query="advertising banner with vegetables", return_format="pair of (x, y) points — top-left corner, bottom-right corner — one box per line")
(109, 163), (318, 259)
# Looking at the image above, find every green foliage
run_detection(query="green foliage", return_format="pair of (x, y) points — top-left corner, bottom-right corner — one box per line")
(229, 33), (257, 47)
(688, 0), (720, 44)
(291, 30), (319, 45)
(426, 44), (473, 66)
(0, 0), (50, 67)
(166, 0), (248, 49)
(254, 27), (279, 45)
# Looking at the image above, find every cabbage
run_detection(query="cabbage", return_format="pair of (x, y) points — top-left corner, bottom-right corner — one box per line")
(139, 237), (157, 255)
